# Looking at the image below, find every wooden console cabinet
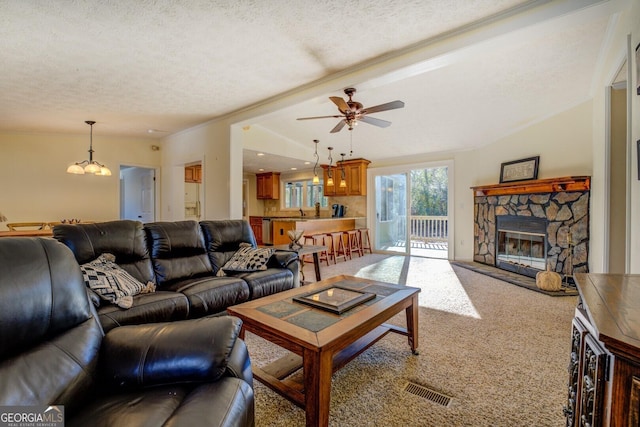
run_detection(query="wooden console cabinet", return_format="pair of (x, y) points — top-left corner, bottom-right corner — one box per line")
(564, 274), (640, 426)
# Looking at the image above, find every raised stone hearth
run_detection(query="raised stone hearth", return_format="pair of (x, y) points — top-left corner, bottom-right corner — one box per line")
(471, 176), (590, 278)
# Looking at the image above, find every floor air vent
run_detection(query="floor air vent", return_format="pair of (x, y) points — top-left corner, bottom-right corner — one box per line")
(404, 382), (452, 407)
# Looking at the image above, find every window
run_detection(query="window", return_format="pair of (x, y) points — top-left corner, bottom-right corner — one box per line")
(283, 179), (328, 209)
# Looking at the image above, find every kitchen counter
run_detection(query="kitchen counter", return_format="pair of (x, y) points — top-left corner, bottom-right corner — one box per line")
(265, 216), (365, 222)
(270, 217), (366, 245)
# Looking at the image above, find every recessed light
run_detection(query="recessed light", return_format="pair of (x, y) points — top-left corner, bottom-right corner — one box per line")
(257, 153), (265, 156)
(291, 167), (297, 170)
(304, 161), (311, 165)
(258, 168), (264, 171)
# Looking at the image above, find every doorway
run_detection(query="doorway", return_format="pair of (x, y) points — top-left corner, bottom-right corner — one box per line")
(370, 162), (453, 259)
(184, 162), (203, 221)
(607, 82), (628, 273)
(120, 166), (156, 222)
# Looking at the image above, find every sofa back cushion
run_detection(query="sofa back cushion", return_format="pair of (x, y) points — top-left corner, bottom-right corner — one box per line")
(200, 220), (257, 273)
(145, 221), (213, 287)
(0, 238), (103, 408)
(53, 220), (155, 285)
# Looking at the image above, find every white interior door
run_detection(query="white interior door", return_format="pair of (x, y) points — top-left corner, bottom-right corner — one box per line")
(120, 166), (156, 222)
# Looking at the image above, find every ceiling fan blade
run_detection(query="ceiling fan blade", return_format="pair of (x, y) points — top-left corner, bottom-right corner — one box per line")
(330, 120), (347, 133)
(330, 96), (350, 113)
(359, 116), (392, 128)
(297, 115), (342, 120)
(363, 100), (405, 114)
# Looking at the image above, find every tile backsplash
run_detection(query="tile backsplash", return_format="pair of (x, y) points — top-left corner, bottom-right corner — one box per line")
(264, 195), (366, 217)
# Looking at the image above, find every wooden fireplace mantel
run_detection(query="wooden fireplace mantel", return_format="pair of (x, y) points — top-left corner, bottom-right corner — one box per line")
(471, 176), (590, 197)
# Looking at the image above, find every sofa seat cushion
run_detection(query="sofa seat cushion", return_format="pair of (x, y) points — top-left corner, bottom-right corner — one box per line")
(67, 379), (254, 427)
(97, 291), (189, 332)
(165, 277), (250, 318)
(231, 268), (295, 299)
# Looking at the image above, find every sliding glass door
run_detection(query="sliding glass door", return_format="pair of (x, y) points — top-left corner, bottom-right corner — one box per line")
(374, 173), (407, 253)
(370, 162), (452, 259)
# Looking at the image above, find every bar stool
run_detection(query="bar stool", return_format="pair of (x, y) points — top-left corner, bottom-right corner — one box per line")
(323, 233), (336, 264)
(302, 235), (316, 263)
(345, 230), (363, 258)
(313, 234), (330, 266)
(358, 228), (372, 254)
(330, 232), (348, 263)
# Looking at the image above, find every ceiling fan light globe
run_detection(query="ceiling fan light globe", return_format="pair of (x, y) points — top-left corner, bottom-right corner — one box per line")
(312, 175), (320, 184)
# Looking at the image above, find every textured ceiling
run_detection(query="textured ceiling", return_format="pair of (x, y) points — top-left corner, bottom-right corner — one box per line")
(0, 0), (628, 171)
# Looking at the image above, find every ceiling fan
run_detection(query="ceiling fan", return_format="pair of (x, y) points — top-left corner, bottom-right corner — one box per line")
(297, 88), (404, 133)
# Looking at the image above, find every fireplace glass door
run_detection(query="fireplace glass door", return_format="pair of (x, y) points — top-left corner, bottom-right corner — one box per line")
(497, 230), (546, 271)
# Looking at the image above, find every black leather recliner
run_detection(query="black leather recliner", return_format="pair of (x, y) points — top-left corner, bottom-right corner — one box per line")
(0, 237), (254, 427)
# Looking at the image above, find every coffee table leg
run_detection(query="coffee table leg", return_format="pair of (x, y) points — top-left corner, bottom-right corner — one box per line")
(304, 348), (332, 427)
(406, 294), (419, 355)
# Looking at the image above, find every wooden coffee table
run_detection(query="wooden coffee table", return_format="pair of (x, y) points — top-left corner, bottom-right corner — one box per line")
(227, 275), (420, 427)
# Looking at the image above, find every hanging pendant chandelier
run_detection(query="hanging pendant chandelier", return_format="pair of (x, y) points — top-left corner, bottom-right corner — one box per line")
(67, 121), (112, 176)
(339, 153), (347, 188)
(326, 147), (334, 186)
(312, 139), (320, 184)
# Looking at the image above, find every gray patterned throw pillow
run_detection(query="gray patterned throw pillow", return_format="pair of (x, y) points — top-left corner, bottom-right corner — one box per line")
(217, 245), (275, 276)
(80, 253), (156, 309)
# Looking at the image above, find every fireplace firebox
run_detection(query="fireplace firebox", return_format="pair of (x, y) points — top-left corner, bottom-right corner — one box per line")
(496, 216), (547, 278)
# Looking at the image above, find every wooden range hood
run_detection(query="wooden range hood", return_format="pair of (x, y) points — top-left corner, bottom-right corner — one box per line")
(471, 176), (590, 197)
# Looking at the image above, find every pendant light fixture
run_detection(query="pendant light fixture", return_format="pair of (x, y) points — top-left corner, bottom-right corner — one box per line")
(326, 147), (334, 187)
(339, 153), (347, 188)
(312, 139), (320, 184)
(67, 121), (112, 176)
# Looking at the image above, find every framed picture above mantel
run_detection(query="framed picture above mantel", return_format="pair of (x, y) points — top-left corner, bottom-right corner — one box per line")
(499, 156), (539, 183)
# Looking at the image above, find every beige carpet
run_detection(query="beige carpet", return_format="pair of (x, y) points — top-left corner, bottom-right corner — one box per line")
(244, 254), (576, 426)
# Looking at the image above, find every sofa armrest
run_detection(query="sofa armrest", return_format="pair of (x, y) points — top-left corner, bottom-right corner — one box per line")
(268, 250), (298, 269)
(225, 337), (253, 386)
(100, 316), (244, 388)
(268, 250), (300, 287)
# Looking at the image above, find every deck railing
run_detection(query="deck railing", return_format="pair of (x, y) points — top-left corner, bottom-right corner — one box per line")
(409, 215), (448, 242)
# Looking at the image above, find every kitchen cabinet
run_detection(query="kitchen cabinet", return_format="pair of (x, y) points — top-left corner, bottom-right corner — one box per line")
(564, 273), (640, 427)
(256, 172), (280, 200)
(321, 158), (370, 197)
(185, 165), (202, 183)
(249, 216), (263, 245)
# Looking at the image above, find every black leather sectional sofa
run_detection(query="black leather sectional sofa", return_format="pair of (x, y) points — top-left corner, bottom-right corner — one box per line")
(53, 219), (299, 331)
(0, 237), (255, 427)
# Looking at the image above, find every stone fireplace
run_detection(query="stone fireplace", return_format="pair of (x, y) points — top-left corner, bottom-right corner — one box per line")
(471, 176), (590, 279)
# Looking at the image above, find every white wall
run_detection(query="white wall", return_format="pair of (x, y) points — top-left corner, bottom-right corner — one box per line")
(0, 131), (160, 230)
(161, 119), (240, 220)
(454, 101), (593, 262)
